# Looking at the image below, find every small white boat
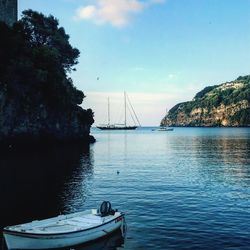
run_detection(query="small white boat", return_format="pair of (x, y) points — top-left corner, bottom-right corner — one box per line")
(158, 108), (174, 132)
(158, 127), (174, 131)
(3, 201), (125, 249)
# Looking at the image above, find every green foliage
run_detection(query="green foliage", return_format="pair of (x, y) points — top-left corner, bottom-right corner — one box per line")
(168, 103), (184, 117)
(20, 10), (79, 72)
(0, 10), (93, 125)
(237, 75), (250, 83)
(194, 85), (218, 99)
(194, 77), (250, 110)
(166, 75), (250, 126)
(230, 108), (250, 126)
(182, 101), (196, 114)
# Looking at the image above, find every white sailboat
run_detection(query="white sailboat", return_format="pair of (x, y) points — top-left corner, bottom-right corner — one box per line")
(158, 108), (174, 131)
(97, 92), (141, 130)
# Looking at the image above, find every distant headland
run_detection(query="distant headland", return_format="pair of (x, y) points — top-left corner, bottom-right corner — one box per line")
(161, 75), (250, 127)
(0, 10), (95, 148)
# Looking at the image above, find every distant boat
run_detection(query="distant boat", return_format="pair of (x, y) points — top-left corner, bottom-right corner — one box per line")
(97, 92), (141, 130)
(3, 201), (125, 249)
(158, 127), (174, 131)
(157, 108), (174, 131)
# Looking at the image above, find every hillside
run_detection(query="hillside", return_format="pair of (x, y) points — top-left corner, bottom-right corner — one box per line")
(161, 75), (250, 127)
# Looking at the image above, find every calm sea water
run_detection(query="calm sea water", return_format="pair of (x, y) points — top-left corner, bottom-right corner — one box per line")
(1, 127), (250, 250)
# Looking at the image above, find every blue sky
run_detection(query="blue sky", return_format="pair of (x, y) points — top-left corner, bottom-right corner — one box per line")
(19, 0), (250, 125)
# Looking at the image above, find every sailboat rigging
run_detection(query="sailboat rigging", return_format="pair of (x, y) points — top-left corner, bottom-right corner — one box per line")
(97, 92), (141, 130)
(158, 108), (174, 131)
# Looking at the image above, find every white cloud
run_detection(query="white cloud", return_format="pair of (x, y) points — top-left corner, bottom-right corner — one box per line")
(75, 0), (165, 27)
(77, 5), (96, 19)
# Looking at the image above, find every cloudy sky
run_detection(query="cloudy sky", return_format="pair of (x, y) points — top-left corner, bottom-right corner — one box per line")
(19, 0), (250, 126)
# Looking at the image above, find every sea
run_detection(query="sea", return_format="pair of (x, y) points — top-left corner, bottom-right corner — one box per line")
(0, 127), (250, 250)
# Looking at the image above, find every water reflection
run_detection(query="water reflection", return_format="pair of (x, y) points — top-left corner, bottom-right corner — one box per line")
(61, 147), (95, 213)
(63, 230), (124, 250)
(192, 137), (250, 186)
(0, 144), (95, 248)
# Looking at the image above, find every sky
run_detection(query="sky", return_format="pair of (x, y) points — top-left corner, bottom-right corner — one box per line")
(18, 0), (250, 126)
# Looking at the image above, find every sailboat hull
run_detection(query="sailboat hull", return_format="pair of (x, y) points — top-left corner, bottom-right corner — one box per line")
(97, 126), (137, 130)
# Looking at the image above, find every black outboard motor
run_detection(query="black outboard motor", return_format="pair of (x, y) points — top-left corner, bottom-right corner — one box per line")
(99, 201), (116, 217)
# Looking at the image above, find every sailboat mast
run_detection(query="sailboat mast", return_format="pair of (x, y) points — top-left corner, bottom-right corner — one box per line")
(108, 97), (110, 126)
(124, 92), (127, 127)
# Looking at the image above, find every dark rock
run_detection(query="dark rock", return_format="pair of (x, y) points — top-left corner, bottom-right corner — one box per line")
(0, 11), (95, 147)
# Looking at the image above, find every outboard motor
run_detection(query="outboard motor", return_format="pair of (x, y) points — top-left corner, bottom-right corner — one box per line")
(99, 201), (115, 217)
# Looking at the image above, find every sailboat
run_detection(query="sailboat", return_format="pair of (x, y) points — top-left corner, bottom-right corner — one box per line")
(157, 108), (174, 131)
(97, 92), (141, 130)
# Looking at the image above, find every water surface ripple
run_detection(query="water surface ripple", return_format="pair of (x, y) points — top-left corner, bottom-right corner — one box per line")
(1, 128), (250, 250)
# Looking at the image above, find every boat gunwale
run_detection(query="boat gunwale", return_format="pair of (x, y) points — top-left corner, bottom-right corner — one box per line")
(3, 214), (124, 238)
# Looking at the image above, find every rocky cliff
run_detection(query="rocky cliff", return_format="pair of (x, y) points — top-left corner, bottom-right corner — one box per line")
(0, 11), (95, 147)
(0, 85), (95, 145)
(161, 75), (250, 127)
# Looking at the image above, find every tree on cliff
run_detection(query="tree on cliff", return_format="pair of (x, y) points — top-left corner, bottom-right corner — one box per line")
(0, 10), (94, 143)
(0, 10), (87, 107)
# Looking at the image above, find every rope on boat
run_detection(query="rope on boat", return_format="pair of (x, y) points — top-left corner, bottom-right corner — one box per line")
(102, 229), (109, 235)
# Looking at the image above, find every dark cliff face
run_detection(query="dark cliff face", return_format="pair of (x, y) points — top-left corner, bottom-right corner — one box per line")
(161, 75), (250, 127)
(0, 11), (95, 146)
(0, 86), (94, 143)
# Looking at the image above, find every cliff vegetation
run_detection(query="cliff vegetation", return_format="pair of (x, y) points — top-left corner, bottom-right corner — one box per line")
(0, 10), (95, 146)
(161, 75), (250, 127)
